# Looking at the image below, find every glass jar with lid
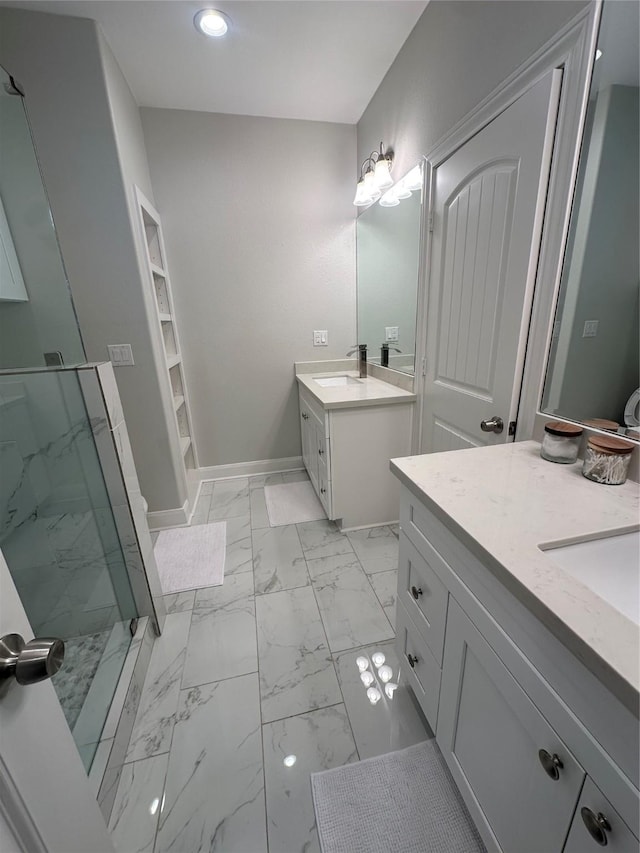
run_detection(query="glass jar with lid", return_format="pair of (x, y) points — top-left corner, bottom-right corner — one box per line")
(582, 435), (634, 485)
(540, 421), (583, 464)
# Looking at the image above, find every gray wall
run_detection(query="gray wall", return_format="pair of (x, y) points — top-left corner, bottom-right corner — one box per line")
(0, 7), (185, 512)
(357, 1), (587, 180)
(141, 108), (356, 467)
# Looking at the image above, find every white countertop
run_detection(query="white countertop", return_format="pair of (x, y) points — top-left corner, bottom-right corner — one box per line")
(296, 371), (416, 410)
(391, 441), (640, 709)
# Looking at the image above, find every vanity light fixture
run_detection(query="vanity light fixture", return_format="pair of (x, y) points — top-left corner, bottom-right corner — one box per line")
(378, 163), (423, 208)
(194, 9), (230, 37)
(353, 143), (394, 206)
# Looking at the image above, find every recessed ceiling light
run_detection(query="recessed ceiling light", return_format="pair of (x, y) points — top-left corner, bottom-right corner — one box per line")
(194, 9), (230, 38)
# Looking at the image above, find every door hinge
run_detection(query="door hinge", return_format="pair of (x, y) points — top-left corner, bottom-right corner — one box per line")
(428, 212), (434, 232)
(508, 421), (517, 437)
(421, 357), (427, 376)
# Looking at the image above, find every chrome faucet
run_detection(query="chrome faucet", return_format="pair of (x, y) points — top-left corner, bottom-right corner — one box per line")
(347, 344), (368, 378)
(380, 343), (401, 368)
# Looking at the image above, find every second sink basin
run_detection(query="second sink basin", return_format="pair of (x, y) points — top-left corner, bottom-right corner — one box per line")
(542, 529), (640, 626)
(314, 375), (362, 387)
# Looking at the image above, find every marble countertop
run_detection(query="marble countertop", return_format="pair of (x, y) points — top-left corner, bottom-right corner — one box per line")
(296, 371), (416, 410)
(391, 441), (640, 710)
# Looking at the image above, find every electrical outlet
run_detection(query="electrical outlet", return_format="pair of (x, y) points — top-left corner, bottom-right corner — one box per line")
(385, 326), (399, 342)
(313, 330), (328, 346)
(582, 320), (599, 338)
(108, 344), (135, 366)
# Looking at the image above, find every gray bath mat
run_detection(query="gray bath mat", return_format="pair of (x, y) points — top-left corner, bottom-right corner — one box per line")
(155, 521), (225, 593)
(311, 739), (486, 853)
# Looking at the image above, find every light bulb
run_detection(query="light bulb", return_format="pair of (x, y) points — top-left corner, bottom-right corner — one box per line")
(353, 179), (370, 207)
(374, 156), (394, 190)
(371, 651), (386, 668)
(283, 754), (297, 768)
(367, 687), (382, 705)
(194, 9), (230, 37)
(384, 682), (398, 699)
(377, 664), (393, 683)
(356, 655), (369, 672)
(360, 670), (375, 687)
(363, 169), (381, 202)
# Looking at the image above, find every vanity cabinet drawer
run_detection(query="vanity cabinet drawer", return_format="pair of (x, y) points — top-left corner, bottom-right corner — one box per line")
(398, 533), (448, 665)
(438, 598), (585, 853)
(563, 778), (639, 853)
(396, 599), (441, 731)
(299, 388), (327, 436)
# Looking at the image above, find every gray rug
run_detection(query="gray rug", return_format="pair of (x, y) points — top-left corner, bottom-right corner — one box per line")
(311, 739), (486, 853)
(155, 521), (226, 593)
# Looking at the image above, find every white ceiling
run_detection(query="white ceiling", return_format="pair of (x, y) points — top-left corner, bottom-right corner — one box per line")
(3, 0), (428, 123)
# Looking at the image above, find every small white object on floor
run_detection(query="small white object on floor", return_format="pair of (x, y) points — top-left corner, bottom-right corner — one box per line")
(155, 521), (226, 594)
(264, 481), (326, 527)
(311, 739), (486, 853)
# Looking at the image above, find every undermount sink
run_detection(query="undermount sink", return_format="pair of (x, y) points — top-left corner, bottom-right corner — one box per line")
(313, 375), (362, 387)
(542, 529), (640, 626)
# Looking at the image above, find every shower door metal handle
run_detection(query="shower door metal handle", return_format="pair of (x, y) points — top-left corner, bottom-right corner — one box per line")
(0, 633), (65, 690)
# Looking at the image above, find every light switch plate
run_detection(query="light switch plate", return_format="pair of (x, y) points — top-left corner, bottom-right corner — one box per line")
(582, 320), (599, 338)
(108, 344), (135, 366)
(385, 326), (399, 342)
(313, 330), (328, 346)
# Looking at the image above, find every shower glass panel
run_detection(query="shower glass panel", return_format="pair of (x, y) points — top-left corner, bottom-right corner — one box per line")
(0, 367), (137, 770)
(0, 64), (85, 368)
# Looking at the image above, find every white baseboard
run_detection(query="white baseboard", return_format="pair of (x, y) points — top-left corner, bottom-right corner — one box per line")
(195, 456), (304, 482)
(147, 500), (189, 531)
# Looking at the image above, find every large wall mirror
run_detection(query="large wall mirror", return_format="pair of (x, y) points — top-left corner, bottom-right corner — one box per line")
(542, 0), (639, 438)
(356, 162), (423, 376)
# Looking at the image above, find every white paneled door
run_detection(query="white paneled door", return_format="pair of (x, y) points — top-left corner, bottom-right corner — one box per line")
(0, 550), (114, 853)
(421, 70), (561, 453)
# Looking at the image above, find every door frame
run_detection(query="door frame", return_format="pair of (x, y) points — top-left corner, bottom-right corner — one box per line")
(414, 1), (602, 454)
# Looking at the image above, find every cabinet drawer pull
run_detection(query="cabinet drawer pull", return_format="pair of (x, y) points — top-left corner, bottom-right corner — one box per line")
(580, 808), (611, 847)
(318, 448), (324, 456)
(320, 487), (326, 494)
(411, 585), (423, 600)
(538, 749), (563, 780)
(406, 653), (419, 668)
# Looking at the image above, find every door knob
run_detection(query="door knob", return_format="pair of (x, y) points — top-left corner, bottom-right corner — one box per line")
(480, 416), (504, 434)
(0, 633), (65, 690)
(580, 808), (611, 846)
(538, 749), (563, 780)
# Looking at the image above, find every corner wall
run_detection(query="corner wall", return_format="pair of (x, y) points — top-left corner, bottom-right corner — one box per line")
(141, 108), (356, 467)
(0, 7), (186, 512)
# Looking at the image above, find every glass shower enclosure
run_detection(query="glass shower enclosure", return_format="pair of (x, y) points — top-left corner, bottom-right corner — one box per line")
(0, 64), (139, 771)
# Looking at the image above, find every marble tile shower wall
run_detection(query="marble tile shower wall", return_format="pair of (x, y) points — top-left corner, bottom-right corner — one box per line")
(108, 473), (430, 853)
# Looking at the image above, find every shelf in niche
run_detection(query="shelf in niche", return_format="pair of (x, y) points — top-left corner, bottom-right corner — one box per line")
(173, 395), (185, 411)
(159, 313), (172, 322)
(150, 262), (166, 277)
(166, 354), (181, 369)
(180, 435), (191, 456)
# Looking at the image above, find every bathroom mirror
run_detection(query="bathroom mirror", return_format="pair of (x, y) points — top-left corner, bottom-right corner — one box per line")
(356, 162), (423, 375)
(541, 0), (639, 437)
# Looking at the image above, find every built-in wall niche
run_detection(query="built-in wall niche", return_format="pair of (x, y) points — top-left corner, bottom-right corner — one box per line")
(135, 186), (198, 469)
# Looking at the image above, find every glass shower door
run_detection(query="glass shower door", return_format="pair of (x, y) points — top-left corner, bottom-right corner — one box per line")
(0, 367), (137, 770)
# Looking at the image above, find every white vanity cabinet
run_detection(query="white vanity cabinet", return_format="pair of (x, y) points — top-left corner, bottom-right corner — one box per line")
(393, 480), (640, 853)
(297, 381), (413, 528)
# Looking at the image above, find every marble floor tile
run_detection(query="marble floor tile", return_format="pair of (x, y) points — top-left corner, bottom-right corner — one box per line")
(182, 573), (257, 689)
(125, 611), (191, 762)
(307, 553), (395, 652)
(209, 478), (250, 520)
(155, 674), (267, 853)
(225, 515), (253, 574)
(263, 704), (358, 853)
(333, 641), (431, 760)
(368, 569), (398, 626)
(347, 525), (399, 574)
(249, 472), (283, 490)
(253, 525), (309, 595)
(249, 487), (270, 530)
(256, 586), (341, 723)
(281, 470), (310, 484)
(163, 590), (195, 614)
(200, 480), (215, 495)
(109, 754), (168, 853)
(296, 519), (355, 561)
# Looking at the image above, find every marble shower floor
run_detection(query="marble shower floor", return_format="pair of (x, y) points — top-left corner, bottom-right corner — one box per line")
(110, 473), (430, 853)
